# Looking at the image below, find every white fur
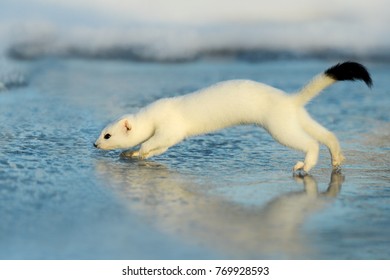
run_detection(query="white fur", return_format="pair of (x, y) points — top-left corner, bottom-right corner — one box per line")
(95, 73), (345, 173)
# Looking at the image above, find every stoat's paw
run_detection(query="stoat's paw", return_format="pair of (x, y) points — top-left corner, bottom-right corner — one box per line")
(293, 161), (305, 171)
(120, 150), (140, 159)
(293, 161), (311, 177)
(332, 153), (345, 169)
(293, 161), (307, 176)
(139, 152), (149, 160)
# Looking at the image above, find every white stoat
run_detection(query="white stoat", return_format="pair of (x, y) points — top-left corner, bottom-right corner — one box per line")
(94, 62), (372, 173)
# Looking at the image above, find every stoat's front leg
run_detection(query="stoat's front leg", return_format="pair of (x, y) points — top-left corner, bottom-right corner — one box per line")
(120, 150), (141, 159)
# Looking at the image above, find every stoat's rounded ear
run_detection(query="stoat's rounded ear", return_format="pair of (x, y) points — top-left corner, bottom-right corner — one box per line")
(123, 119), (132, 132)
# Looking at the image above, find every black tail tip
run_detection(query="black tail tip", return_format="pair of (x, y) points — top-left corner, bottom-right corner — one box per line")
(325, 61), (373, 88)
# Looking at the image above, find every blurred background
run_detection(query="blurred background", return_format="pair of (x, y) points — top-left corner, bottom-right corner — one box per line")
(0, 0), (389, 62)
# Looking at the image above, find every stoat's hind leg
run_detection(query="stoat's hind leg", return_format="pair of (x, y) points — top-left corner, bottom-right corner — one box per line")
(267, 120), (320, 173)
(291, 140), (319, 174)
(298, 110), (345, 169)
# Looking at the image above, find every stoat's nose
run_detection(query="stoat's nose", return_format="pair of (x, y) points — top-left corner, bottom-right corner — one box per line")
(93, 143), (98, 148)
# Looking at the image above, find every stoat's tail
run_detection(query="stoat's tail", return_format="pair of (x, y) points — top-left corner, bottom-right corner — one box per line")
(294, 61), (372, 106)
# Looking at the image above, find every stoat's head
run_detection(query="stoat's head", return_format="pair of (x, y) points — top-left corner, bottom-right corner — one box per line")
(94, 115), (138, 150)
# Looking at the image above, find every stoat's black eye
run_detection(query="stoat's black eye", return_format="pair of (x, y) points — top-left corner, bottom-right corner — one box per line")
(104, 133), (111, 140)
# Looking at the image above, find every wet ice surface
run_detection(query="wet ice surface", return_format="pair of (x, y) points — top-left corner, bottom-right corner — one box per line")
(0, 59), (389, 259)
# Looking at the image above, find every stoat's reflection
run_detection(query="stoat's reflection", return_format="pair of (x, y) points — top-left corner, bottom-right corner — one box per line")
(95, 160), (343, 259)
